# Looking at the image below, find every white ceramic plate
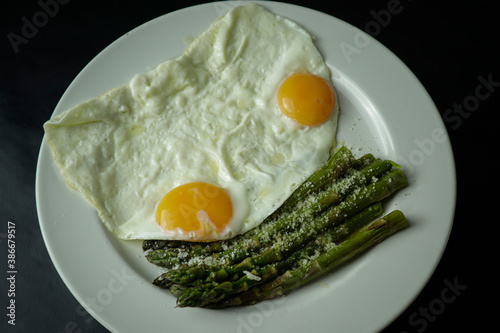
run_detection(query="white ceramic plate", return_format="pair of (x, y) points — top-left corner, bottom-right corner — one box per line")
(36, 1), (456, 332)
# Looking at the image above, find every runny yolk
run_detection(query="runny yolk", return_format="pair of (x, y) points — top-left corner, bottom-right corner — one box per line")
(155, 182), (233, 237)
(277, 72), (336, 126)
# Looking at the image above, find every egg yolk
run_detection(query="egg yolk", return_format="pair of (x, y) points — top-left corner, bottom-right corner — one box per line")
(155, 182), (233, 237)
(277, 72), (336, 126)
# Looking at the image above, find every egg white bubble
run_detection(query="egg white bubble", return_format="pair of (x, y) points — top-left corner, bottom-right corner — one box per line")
(43, 3), (339, 241)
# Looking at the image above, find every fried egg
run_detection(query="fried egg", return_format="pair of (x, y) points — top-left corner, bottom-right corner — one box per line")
(43, 3), (339, 241)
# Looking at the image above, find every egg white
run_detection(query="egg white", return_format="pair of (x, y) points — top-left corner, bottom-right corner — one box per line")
(43, 3), (339, 241)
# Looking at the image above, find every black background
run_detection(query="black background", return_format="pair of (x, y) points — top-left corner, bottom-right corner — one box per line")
(1, 0), (496, 332)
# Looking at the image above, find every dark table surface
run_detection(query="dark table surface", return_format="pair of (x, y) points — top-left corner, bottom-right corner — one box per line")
(1, 0), (496, 332)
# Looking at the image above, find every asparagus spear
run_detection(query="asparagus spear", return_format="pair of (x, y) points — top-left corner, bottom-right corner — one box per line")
(266, 145), (366, 220)
(220, 168), (407, 266)
(165, 203), (385, 307)
(208, 210), (408, 308)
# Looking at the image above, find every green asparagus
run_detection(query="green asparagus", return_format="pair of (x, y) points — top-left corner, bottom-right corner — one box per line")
(164, 203), (385, 307)
(208, 210), (408, 308)
(143, 146), (409, 308)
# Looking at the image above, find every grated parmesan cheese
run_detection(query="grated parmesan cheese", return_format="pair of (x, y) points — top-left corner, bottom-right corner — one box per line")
(243, 270), (261, 281)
